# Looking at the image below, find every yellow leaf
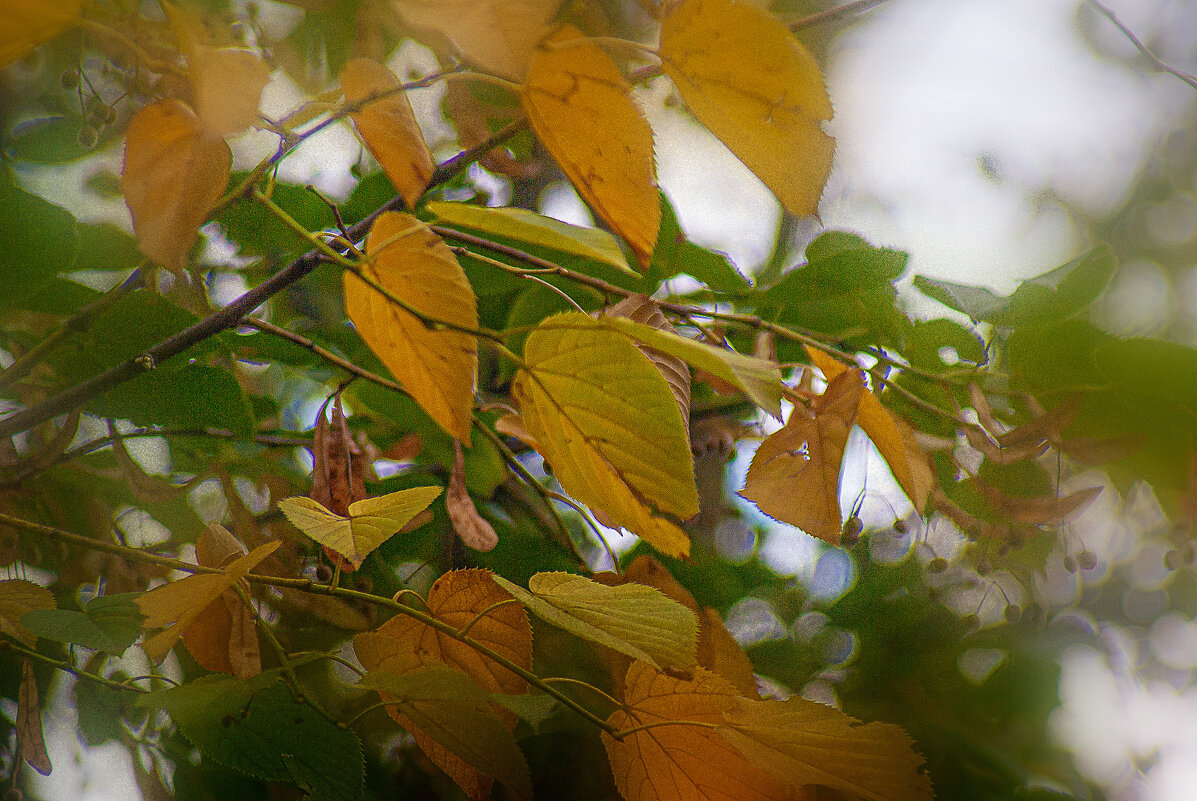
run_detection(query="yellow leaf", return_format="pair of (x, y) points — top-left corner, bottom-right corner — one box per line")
(0, 0), (82, 68)
(135, 540), (280, 664)
(660, 0), (834, 217)
(163, 1), (269, 136)
(340, 57), (434, 208)
(604, 663), (789, 801)
(740, 369), (864, 544)
(191, 47), (271, 136)
(0, 579), (55, 648)
(597, 315), (784, 418)
(720, 694), (934, 801)
(121, 99), (232, 271)
(345, 212), (479, 441)
(806, 348), (933, 513)
(447, 441), (498, 552)
(522, 25), (660, 269)
(277, 486), (442, 570)
(600, 296), (691, 437)
(512, 313), (697, 557)
(390, 0), (560, 80)
(354, 569), (533, 801)
(18, 658), (51, 775)
(493, 572), (697, 670)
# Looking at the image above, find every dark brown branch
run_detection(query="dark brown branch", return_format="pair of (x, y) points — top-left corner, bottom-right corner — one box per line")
(0, 121), (529, 441)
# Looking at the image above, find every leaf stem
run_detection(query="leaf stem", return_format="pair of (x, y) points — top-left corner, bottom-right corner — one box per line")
(539, 676), (624, 710)
(456, 599), (523, 638)
(3, 641), (147, 694)
(611, 719), (720, 738)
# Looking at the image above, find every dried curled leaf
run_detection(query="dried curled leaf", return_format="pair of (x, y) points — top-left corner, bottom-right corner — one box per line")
(447, 440), (498, 552)
(740, 369), (864, 544)
(180, 526), (262, 679)
(513, 313), (698, 557)
(807, 348), (933, 513)
(345, 213), (479, 442)
(660, 0), (834, 217)
(523, 25), (660, 269)
(121, 99), (232, 270)
(19, 658), (51, 775)
(340, 57), (434, 208)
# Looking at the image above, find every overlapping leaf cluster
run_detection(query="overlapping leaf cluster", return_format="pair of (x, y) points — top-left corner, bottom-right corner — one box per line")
(1, 1), (1195, 801)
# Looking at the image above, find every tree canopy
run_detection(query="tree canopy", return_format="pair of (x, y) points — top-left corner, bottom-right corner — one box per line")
(1, 1), (1194, 800)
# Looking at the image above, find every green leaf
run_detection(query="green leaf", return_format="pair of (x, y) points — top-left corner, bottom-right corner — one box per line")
(758, 231), (909, 346)
(149, 677), (363, 801)
(75, 679), (131, 746)
(489, 692), (558, 731)
(89, 363), (256, 435)
(646, 193), (749, 292)
(492, 572), (698, 670)
(0, 172), (77, 307)
(428, 200), (637, 276)
(21, 593), (143, 653)
(913, 247), (1115, 327)
(214, 177), (336, 259)
(358, 667), (534, 801)
(73, 222), (144, 271)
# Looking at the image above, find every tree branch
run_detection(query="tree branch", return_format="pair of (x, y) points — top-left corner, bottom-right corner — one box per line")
(1088, 0), (1197, 91)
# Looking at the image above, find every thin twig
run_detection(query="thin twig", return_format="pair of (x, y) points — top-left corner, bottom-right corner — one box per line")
(1089, 0), (1197, 91)
(788, 0), (888, 32)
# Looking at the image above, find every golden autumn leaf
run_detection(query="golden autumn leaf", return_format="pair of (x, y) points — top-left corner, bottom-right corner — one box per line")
(340, 57), (434, 208)
(447, 440), (498, 552)
(492, 572), (697, 670)
(806, 348), (933, 513)
(163, 1), (269, 136)
(0, 0), (82, 67)
(278, 486), (442, 570)
(345, 212), (479, 442)
(18, 658), (51, 776)
(135, 540), (280, 664)
(121, 99), (232, 271)
(190, 47), (271, 136)
(354, 569), (533, 801)
(659, 0), (834, 217)
(604, 663), (790, 801)
(740, 369), (864, 544)
(390, 0), (560, 80)
(0, 579), (55, 647)
(720, 694), (934, 801)
(603, 556), (759, 698)
(180, 525), (262, 679)
(512, 313), (698, 557)
(522, 25), (660, 269)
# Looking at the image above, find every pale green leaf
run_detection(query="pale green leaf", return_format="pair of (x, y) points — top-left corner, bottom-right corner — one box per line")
(493, 573), (697, 670)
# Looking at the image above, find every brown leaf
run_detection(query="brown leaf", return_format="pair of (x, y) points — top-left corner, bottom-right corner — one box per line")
(807, 348), (932, 513)
(698, 607), (759, 700)
(1055, 432), (1146, 465)
(448, 441), (498, 552)
(340, 57), (434, 207)
(522, 25), (660, 269)
(604, 663), (789, 801)
(180, 525), (261, 678)
(18, 658), (51, 775)
(354, 569), (533, 800)
(0, 579), (56, 647)
(121, 99), (232, 271)
(136, 538), (280, 664)
(740, 370), (864, 544)
(600, 296), (691, 439)
(996, 393), (1083, 449)
(190, 47), (271, 136)
(976, 483), (1102, 527)
(962, 424), (1048, 466)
